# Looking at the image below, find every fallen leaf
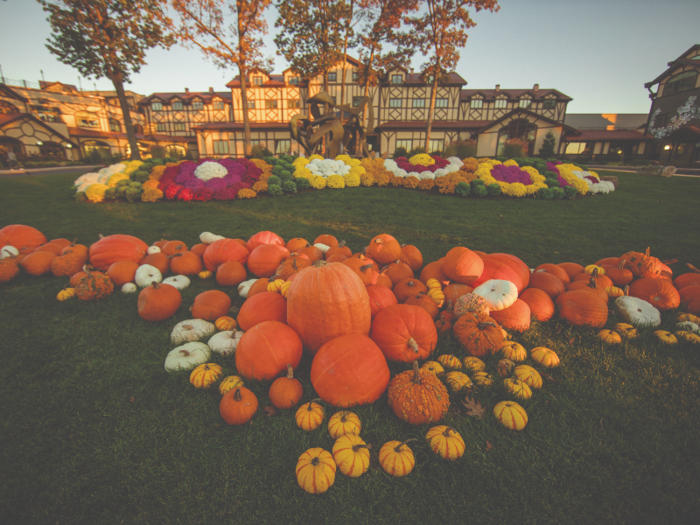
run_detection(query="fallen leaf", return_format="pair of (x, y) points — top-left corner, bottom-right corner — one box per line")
(569, 338), (575, 346)
(461, 396), (486, 419)
(485, 441), (494, 452)
(542, 373), (561, 384)
(129, 397), (135, 403)
(263, 406), (277, 418)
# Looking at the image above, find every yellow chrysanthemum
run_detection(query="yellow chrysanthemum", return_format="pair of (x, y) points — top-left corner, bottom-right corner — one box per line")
(141, 188), (163, 202)
(294, 168), (314, 180)
(525, 184), (539, 195)
(293, 157), (310, 168)
(409, 153), (435, 166)
(142, 179), (160, 190)
(326, 174), (345, 189)
(503, 159), (519, 167)
(344, 172), (361, 187)
(360, 172), (375, 187)
(252, 180), (269, 193)
(238, 188), (257, 199)
(311, 176), (327, 189)
(349, 165), (366, 176)
(347, 158), (361, 167)
(507, 183), (527, 197)
(309, 154), (324, 161)
(335, 154), (352, 163)
(107, 172), (130, 187)
(149, 165), (166, 180)
(85, 183), (109, 203)
(477, 158), (491, 164)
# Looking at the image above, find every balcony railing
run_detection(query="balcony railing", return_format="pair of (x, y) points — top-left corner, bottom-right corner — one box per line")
(1, 77), (41, 89)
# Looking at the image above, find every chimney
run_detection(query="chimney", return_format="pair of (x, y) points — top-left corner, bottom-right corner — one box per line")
(533, 83), (539, 92)
(185, 87), (189, 94)
(495, 84), (500, 91)
(209, 87), (214, 94)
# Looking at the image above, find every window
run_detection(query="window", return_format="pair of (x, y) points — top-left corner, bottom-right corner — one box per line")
(519, 98), (532, 109)
(288, 76), (299, 85)
(352, 96), (363, 107)
(328, 72), (337, 82)
(429, 140), (443, 153)
(253, 76), (263, 86)
(497, 118), (538, 156)
(412, 99), (425, 108)
(151, 101), (163, 111)
(565, 142), (585, 155)
(543, 99), (556, 109)
(396, 139), (412, 151)
(213, 140), (229, 155)
(109, 119), (121, 132)
(247, 100), (255, 109)
(391, 74), (402, 84)
(265, 100), (278, 109)
(664, 71), (697, 96)
(289, 99), (300, 109)
(436, 98), (448, 108)
(174, 123), (187, 131)
(495, 98), (507, 109)
(389, 98), (402, 108)
(470, 99), (483, 109)
(276, 140), (291, 154)
(213, 100), (224, 110)
(33, 107), (61, 122)
(76, 111), (99, 128)
(172, 101), (183, 111)
(192, 100), (203, 110)
(156, 123), (167, 132)
(352, 72), (359, 82)
(0, 100), (19, 114)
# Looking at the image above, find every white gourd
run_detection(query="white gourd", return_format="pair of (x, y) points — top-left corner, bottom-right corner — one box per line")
(313, 243), (330, 254)
(473, 279), (518, 311)
(164, 342), (211, 372)
(121, 282), (138, 293)
(171, 319), (217, 345)
(147, 246), (161, 255)
(163, 275), (190, 290)
(677, 321), (700, 333)
(200, 232), (226, 244)
(238, 278), (258, 298)
(615, 296), (661, 327)
(208, 330), (244, 356)
(0, 245), (19, 259)
(135, 264), (162, 287)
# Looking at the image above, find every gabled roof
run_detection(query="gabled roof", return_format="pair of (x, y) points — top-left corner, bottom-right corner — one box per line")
(460, 88), (572, 101)
(0, 84), (29, 103)
(226, 75), (286, 88)
(138, 92), (232, 105)
(398, 72), (467, 86)
(377, 120), (489, 130)
(480, 108), (579, 134)
(39, 81), (80, 94)
(0, 112), (77, 145)
(191, 122), (289, 131)
(645, 44), (700, 87)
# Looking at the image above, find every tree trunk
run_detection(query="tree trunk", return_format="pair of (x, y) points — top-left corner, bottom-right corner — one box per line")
(239, 67), (252, 158)
(340, 0), (354, 107)
(425, 71), (439, 153)
(111, 70), (141, 161)
(361, 47), (376, 130)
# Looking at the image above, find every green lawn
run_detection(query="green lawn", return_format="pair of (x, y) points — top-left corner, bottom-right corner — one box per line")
(1, 170), (699, 525)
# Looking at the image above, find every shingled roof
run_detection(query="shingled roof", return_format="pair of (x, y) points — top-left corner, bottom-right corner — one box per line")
(460, 88), (572, 101)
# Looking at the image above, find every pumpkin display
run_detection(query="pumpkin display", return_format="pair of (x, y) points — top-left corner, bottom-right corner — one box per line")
(162, 275), (190, 290)
(88, 234), (149, 271)
(453, 311), (503, 358)
(247, 230), (284, 252)
(20, 251), (56, 276)
(370, 304), (438, 362)
(106, 260), (139, 286)
(50, 250), (86, 278)
(443, 246), (484, 285)
(500, 341), (527, 362)
(74, 269), (114, 301)
(462, 356), (486, 374)
(503, 378), (532, 400)
(237, 291), (287, 331)
(0, 245), (20, 260)
(220, 387), (258, 425)
(496, 359), (515, 378)
(400, 244), (423, 273)
(518, 287), (555, 322)
(332, 433), (371, 478)
(310, 333), (390, 407)
(134, 264), (163, 288)
(325, 241), (353, 260)
(328, 411), (362, 439)
(190, 243), (207, 258)
(383, 261), (415, 286)
(444, 371), (473, 392)
(215, 316), (237, 331)
(566, 277), (609, 304)
(295, 399), (325, 431)
(219, 375), (245, 395)
(598, 329), (622, 344)
(246, 277), (271, 298)
(189, 363), (223, 389)
(615, 295), (661, 327)
(170, 251), (203, 276)
(606, 261), (634, 287)
(191, 290), (231, 321)
(420, 361), (445, 378)
(472, 279), (518, 311)
(0, 224), (46, 255)
(366, 233), (401, 264)
(161, 240), (187, 257)
(342, 257), (374, 285)
(556, 289), (608, 328)
(138, 282), (182, 321)
(269, 365), (304, 409)
(296, 448), (336, 494)
(530, 347), (560, 368)
(140, 252), (170, 275)
(557, 262), (585, 280)
(533, 263), (570, 285)
(425, 426), (465, 460)
(654, 330), (678, 344)
(287, 262), (372, 355)
(121, 283), (137, 293)
(393, 278), (427, 302)
(203, 239), (250, 272)
(437, 354), (461, 370)
(620, 247), (664, 279)
(489, 299), (531, 332)
(208, 330), (244, 356)
(493, 401), (528, 431)
(171, 319), (216, 345)
(379, 439), (416, 477)
(628, 277), (680, 311)
(420, 259), (450, 287)
(513, 365), (542, 389)
(164, 342), (211, 372)
(614, 323), (638, 339)
(387, 361), (450, 425)
(235, 321), (303, 381)
(366, 284), (399, 320)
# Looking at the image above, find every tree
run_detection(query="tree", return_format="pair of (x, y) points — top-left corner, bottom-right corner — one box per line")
(539, 131), (557, 157)
(405, 0), (499, 152)
(275, 0), (350, 93)
(164, 0), (272, 157)
(39, 0), (173, 161)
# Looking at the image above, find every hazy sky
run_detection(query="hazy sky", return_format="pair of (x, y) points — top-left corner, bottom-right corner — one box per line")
(1, 0), (698, 114)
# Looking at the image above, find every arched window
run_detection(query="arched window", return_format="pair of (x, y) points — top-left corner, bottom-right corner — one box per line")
(39, 141), (66, 160)
(76, 111), (100, 128)
(0, 100), (19, 114)
(497, 118), (538, 155)
(664, 71), (698, 96)
(109, 118), (122, 132)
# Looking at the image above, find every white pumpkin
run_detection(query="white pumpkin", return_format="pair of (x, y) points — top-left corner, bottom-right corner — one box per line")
(615, 296), (661, 327)
(313, 243), (330, 254)
(473, 279), (518, 311)
(164, 342), (211, 372)
(208, 329), (245, 356)
(147, 245), (161, 255)
(163, 275), (190, 290)
(200, 231), (226, 244)
(677, 321), (700, 333)
(135, 264), (163, 288)
(0, 245), (19, 259)
(171, 319), (217, 345)
(121, 282), (138, 293)
(238, 278), (258, 298)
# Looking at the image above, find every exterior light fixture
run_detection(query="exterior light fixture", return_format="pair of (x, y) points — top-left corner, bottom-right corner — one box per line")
(66, 143), (72, 148)
(36, 140), (43, 146)
(663, 145), (671, 150)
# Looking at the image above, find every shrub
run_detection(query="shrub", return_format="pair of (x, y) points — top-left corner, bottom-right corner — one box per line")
(250, 144), (273, 159)
(263, 156), (277, 165)
(473, 184), (488, 197)
(150, 145), (166, 159)
(444, 139), (477, 159)
(552, 187), (565, 199)
(487, 183), (502, 196)
(392, 146), (408, 159)
(267, 175), (281, 186)
(103, 188), (118, 200)
(279, 170), (293, 181)
(268, 184), (284, 196)
(538, 131), (557, 157)
(295, 177), (310, 190)
(564, 186), (578, 199)
(75, 191), (87, 202)
(455, 181), (471, 197)
(125, 188), (142, 203)
(545, 178), (559, 188)
(115, 186), (128, 198)
(131, 170), (150, 183)
(470, 179), (485, 190)
(538, 187), (554, 199)
(407, 146), (427, 158)
(282, 180), (297, 193)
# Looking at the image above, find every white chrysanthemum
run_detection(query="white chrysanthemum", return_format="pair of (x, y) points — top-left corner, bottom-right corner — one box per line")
(194, 161), (227, 181)
(418, 170), (435, 180)
(444, 163), (460, 173)
(98, 163), (126, 177)
(447, 156), (463, 167)
(383, 159), (398, 171)
(74, 172), (99, 186)
(336, 164), (351, 175)
(434, 168), (448, 178)
(307, 163), (321, 175)
(407, 171), (421, 179)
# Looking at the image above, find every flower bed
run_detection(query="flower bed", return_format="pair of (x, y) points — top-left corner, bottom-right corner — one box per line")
(72, 155), (614, 204)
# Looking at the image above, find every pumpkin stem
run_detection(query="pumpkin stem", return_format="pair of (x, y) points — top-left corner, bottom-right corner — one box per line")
(590, 267), (599, 278)
(408, 337), (420, 354)
(178, 349), (191, 356)
(645, 247), (650, 257)
(307, 398), (322, 411)
(360, 263), (373, 272)
(286, 364), (294, 379)
(624, 285), (629, 296)
(151, 281), (160, 289)
(234, 388), (242, 401)
(477, 321), (497, 330)
(443, 426), (458, 437)
(374, 238), (383, 245)
(587, 277), (598, 290)
(661, 259), (677, 265)
(352, 443), (372, 452)
(687, 263), (700, 274)
(312, 260), (327, 268)
(394, 438), (418, 453)
(411, 360), (421, 384)
(311, 456), (320, 466)
(338, 240), (346, 248)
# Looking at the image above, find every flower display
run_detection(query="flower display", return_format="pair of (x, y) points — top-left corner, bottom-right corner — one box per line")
(344, 172), (361, 187)
(409, 153), (435, 166)
(86, 183), (109, 203)
(194, 161), (228, 182)
(141, 188), (163, 202)
(311, 176), (327, 189)
(326, 175), (345, 189)
(238, 188), (257, 199)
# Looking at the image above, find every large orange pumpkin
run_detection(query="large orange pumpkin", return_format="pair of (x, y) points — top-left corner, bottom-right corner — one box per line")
(140, 252), (170, 275)
(679, 285), (700, 315)
(310, 334), (391, 407)
(247, 244), (291, 278)
(106, 260), (140, 286)
(247, 231), (284, 252)
(533, 263), (570, 285)
(88, 234), (149, 271)
(203, 239), (249, 272)
(216, 260), (248, 286)
(20, 251), (56, 276)
(237, 291), (287, 330)
(0, 224), (46, 255)
(169, 251), (203, 276)
(369, 304), (438, 362)
(628, 277), (680, 311)
(366, 234), (401, 264)
(286, 262), (372, 356)
(399, 244), (423, 273)
(443, 247), (483, 285)
(489, 299), (531, 332)
(528, 271), (566, 299)
(674, 268), (700, 290)
(471, 254), (525, 292)
(191, 290), (231, 321)
(519, 288), (555, 322)
(419, 259), (450, 287)
(235, 320), (303, 381)
(557, 262), (585, 280)
(50, 251), (86, 278)
(137, 282), (182, 321)
(366, 284), (398, 320)
(556, 289), (608, 328)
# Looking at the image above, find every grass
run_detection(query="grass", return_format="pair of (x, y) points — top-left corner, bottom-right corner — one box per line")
(1, 170), (700, 525)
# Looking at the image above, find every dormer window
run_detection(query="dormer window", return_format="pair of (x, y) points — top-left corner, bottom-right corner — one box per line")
(495, 97), (507, 109)
(151, 101), (163, 111)
(470, 98), (483, 109)
(192, 100), (203, 110)
(328, 72), (337, 82)
(391, 74), (402, 85)
(519, 97), (532, 109)
(289, 76), (299, 85)
(172, 101), (183, 111)
(543, 98), (556, 109)
(664, 71), (697, 96)
(213, 100), (224, 110)
(253, 76), (263, 86)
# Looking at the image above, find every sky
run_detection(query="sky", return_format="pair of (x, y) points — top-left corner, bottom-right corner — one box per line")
(1, 0), (699, 115)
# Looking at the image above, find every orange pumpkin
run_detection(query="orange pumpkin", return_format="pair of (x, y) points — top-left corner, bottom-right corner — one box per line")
(314, 234), (339, 248)
(387, 361), (450, 425)
(556, 289), (608, 328)
(0, 224), (47, 255)
(679, 285), (700, 315)
(471, 254), (525, 292)
(605, 261), (634, 287)
(237, 291), (287, 331)
(106, 260), (140, 286)
(191, 290), (231, 321)
(393, 278), (428, 303)
(366, 284), (398, 320)
(528, 271), (566, 299)
(628, 277), (680, 310)
(533, 263), (570, 285)
(170, 251), (203, 276)
(342, 257), (374, 286)
(161, 240), (188, 256)
(235, 320), (303, 380)
(246, 277), (271, 298)
(140, 252), (170, 275)
(557, 262), (585, 280)
(88, 234), (149, 271)
(519, 287), (555, 322)
(34, 242), (64, 256)
(443, 283), (473, 305)
(399, 244), (423, 273)
(366, 233), (401, 264)
(203, 239), (249, 272)
(216, 260), (247, 286)
(453, 311), (503, 357)
(404, 292), (440, 320)
(247, 244), (291, 278)
(50, 251), (87, 278)
(137, 282), (182, 321)
(247, 230), (284, 252)
(190, 243), (207, 258)
(325, 241), (353, 260)
(489, 299), (531, 332)
(442, 247), (483, 285)
(419, 259), (450, 287)
(383, 260), (414, 285)
(220, 387), (258, 425)
(20, 251), (56, 276)
(369, 304), (438, 362)
(269, 365), (304, 409)
(286, 237), (309, 253)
